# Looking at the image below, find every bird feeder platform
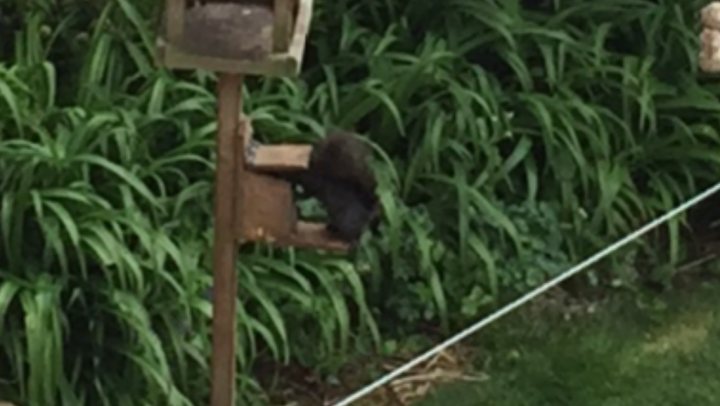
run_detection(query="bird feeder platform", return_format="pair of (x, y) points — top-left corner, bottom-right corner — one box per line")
(155, 0), (314, 76)
(235, 117), (350, 252)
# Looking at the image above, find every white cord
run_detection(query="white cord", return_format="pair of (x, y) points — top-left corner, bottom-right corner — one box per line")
(331, 180), (720, 406)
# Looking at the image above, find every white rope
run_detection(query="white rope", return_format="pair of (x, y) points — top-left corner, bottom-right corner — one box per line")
(331, 180), (720, 406)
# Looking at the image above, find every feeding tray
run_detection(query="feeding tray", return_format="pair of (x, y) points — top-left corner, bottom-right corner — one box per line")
(235, 119), (350, 252)
(156, 0), (314, 76)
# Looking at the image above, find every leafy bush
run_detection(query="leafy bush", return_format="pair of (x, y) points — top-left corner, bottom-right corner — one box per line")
(1, 0), (720, 404)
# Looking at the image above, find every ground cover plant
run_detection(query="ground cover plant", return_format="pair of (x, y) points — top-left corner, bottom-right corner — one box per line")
(2, 0), (720, 404)
(418, 277), (720, 406)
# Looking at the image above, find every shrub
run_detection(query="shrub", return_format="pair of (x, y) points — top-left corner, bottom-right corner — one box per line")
(1, 0), (719, 404)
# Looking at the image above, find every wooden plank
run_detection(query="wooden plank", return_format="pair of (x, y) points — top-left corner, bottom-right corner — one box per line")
(165, 0), (185, 43)
(210, 73), (242, 406)
(286, 221), (350, 252)
(273, 0), (293, 52)
(287, 0), (313, 67)
(247, 144), (312, 172)
(237, 116), (296, 243)
(157, 38), (298, 76)
(236, 172), (296, 243)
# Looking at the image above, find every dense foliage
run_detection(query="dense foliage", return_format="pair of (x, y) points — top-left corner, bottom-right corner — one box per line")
(1, 0), (719, 404)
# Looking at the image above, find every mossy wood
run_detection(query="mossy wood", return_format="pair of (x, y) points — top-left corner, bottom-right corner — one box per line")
(236, 118), (350, 252)
(156, 0), (312, 76)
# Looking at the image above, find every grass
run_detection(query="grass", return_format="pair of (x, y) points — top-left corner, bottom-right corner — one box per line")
(4, 0), (720, 403)
(418, 279), (720, 406)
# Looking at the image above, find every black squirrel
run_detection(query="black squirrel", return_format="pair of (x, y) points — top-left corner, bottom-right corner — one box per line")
(248, 131), (380, 245)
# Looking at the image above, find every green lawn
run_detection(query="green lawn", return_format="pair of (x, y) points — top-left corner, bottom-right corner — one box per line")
(418, 282), (720, 406)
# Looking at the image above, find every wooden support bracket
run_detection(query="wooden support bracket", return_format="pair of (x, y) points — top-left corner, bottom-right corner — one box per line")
(236, 118), (349, 252)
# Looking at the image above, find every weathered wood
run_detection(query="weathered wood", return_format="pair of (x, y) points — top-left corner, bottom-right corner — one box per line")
(247, 144), (312, 172)
(236, 122), (297, 242)
(156, 37), (297, 76)
(287, 221), (350, 252)
(182, 3), (273, 60)
(210, 73), (242, 406)
(236, 172), (296, 242)
(155, 0), (314, 77)
(165, 0), (185, 43)
(236, 118), (348, 251)
(273, 0), (294, 52)
(288, 0), (312, 66)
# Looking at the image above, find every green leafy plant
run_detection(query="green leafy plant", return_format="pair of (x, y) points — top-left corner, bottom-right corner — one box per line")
(2, 0), (720, 404)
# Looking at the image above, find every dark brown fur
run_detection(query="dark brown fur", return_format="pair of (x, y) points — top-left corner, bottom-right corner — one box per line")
(249, 131), (380, 244)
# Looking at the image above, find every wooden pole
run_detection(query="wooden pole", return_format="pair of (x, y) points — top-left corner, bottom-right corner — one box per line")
(211, 73), (243, 406)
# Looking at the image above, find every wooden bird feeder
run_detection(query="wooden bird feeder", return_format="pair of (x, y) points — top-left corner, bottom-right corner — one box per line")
(154, 1), (350, 405)
(235, 118), (350, 252)
(156, 0), (314, 76)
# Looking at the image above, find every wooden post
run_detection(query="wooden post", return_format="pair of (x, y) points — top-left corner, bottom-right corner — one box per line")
(210, 73), (243, 406)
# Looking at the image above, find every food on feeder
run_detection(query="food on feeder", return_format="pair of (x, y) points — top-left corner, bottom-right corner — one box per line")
(181, 1), (274, 60)
(157, 0), (311, 76)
